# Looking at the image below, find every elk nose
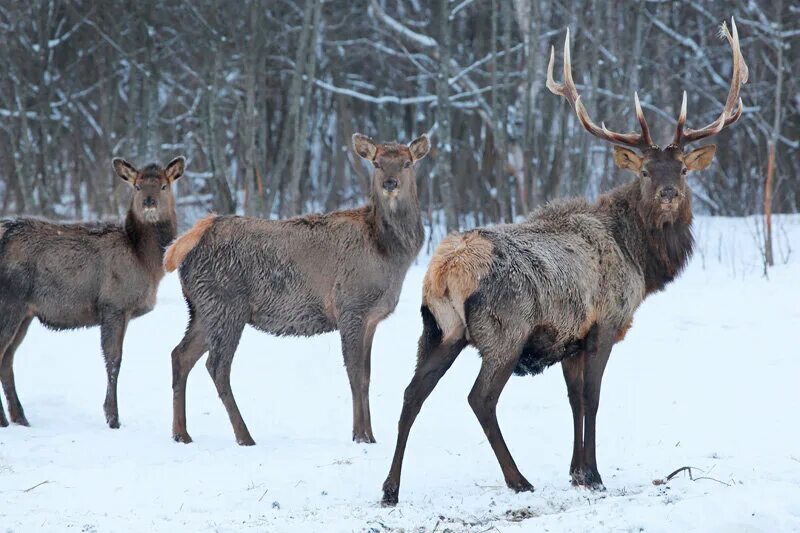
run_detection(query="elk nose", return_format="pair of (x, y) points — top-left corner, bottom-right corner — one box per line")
(660, 186), (678, 201)
(143, 196), (156, 208)
(383, 179), (398, 192)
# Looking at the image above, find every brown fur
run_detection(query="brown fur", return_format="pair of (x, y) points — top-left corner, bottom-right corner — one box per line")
(422, 232), (494, 341)
(164, 214), (217, 272)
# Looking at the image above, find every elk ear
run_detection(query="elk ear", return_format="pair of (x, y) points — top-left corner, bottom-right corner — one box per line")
(352, 133), (377, 161)
(684, 144), (716, 171)
(113, 158), (138, 184)
(612, 146), (643, 173)
(165, 156), (186, 182)
(408, 134), (430, 162)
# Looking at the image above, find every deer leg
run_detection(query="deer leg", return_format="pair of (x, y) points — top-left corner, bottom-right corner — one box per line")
(0, 308), (27, 428)
(578, 329), (614, 490)
(382, 328), (468, 506)
(359, 320), (378, 443)
(205, 318), (253, 446)
(339, 314), (374, 443)
(100, 311), (129, 429)
(0, 315), (33, 426)
(171, 317), (208, 444)
(561, 352), (586, 483)
(468, 351), (533, 493)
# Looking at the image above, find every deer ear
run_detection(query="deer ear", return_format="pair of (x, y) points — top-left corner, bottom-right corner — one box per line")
(352, 133), (377, 161)
(684, 144), (716, 171)
(165, 156), (186, 182)
(612, 146), (643, 173)
(113, 158), (138, 184)
(408, 134), (430, 162)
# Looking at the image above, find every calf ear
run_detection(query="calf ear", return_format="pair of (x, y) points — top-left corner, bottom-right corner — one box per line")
(112, 158), (138, 184)
(165, 156), (186, 182)
(352, 133), (377, 161)
(612, 146), (643, 173)
(408, 134), (430, 162)
(684, 145), (716, 171)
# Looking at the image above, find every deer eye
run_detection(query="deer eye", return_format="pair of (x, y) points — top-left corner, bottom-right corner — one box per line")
(403, 160), (411, 169)
(161, 184), (168, 190)
(373, 162), (381, 170)
(681, 167), (688, 176)
(134, 184), (141, 191)
(641, 170), (650, 178)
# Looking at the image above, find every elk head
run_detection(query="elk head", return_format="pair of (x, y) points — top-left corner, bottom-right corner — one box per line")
(113, 157), (185, 223)
(547, 19), (748, 227)
(353, 133), (429, 208)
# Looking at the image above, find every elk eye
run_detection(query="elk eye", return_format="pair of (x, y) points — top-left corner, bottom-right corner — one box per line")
(373, 162), (381, 170)
(681, 167), (688, 176)
(641, 170), (649, 178)
(403, 160), (411, 169)
(161, 184), (168, 190)
(134, 184), (141, 191)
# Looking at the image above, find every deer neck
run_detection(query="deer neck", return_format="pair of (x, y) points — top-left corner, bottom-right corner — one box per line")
(369, 187), (424, 259)
(124, 206), (177, 281)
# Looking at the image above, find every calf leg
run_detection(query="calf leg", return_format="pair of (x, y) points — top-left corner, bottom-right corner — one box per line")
(100, 311), (129, 429)
(205, 318), (253, 446)
(0, 309), (27, 427)
(561, 352), (586, 483)
(468, 352), (533, 493)
(171, 317), (208, 443)
(339, 314), (377, 443)
(0, 315), (33, 426)
(382, 309), (468, 506)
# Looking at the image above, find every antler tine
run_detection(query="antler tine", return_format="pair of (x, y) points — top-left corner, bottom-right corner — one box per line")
(675, 17), (749, 146)
(546, 28), (655, 149)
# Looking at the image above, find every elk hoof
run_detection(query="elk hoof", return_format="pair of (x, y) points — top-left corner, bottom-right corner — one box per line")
(0, 415), (8, 428)
(571, 470), (605, 490)
(106, 415), (120, 429)
(11, 415), (30, 427)
(237, 435), (256, 446)
(381, 480), (399, 506)
(353, 432), (376, 444)
(173, 432), (193, 444)
(508, 478), (535, 493)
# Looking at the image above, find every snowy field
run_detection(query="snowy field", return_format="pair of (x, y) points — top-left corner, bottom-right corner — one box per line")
(1, 215), (799, 532)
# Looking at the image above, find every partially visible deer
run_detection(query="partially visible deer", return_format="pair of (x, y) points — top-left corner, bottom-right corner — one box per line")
(165, 133), (429, 446)
(0, 157), (184, 428)
(382, 19), (747, 505)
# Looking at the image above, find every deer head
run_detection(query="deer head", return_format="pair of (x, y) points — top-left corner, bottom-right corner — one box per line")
(113, 156), (185, 223)
(353, 133), (429, 208)
(547, 18), (748, 226)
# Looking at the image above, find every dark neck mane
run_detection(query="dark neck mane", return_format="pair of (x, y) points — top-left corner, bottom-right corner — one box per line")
(124, 206), (177, 281)
(366, 189), (424, 260)
(603, 180), (694, 295)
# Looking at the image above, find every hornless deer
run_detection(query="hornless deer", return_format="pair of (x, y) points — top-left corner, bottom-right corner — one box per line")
(0, 157), (184, 428)
(165, 134), (429, 445)
(382, 19), (747, 505)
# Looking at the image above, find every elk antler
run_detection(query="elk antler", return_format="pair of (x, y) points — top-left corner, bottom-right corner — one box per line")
(547, 28), (655, 149)
(672, 17), (749, 146)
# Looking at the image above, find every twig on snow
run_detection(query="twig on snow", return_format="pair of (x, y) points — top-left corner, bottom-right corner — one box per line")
(22, 480), (51, 493)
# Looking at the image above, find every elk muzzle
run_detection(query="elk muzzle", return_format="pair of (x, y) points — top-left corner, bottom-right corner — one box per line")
(383, 179), (399, 193)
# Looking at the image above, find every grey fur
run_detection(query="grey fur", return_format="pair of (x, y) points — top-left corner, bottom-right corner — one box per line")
(169, 134), (429, 446)
(0, 157), (183, 428)
(382, 147), (703, 504)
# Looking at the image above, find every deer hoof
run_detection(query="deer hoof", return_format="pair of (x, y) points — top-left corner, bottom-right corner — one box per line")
(381, 480), (399, 506)
(173, 432), (193, 444)
(0, 415), (8, 428)
(353, 432), (376, 444)
(106, 416), (120, 429)
(508, 478), (535, 493)
(11, 415), (30, 427)
(237, 436), (256, 446)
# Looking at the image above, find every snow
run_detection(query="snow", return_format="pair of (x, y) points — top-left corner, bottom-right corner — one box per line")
(1, 215), (799, 532)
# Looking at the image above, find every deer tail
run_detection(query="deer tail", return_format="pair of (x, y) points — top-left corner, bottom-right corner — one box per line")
(164, 214), (216, 272)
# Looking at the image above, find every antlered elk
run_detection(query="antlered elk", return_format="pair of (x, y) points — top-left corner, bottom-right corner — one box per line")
(165, 134), (429, 445)
(0, 157), (184, 428)
(382, 19), (747, 505)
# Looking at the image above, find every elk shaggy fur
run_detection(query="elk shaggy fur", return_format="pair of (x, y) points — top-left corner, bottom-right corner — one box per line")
(0, 157), (184, 428)
(167, 133), (429, 446)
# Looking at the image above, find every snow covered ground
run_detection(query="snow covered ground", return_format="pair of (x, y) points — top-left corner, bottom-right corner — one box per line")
(1, 215), (799, 532)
